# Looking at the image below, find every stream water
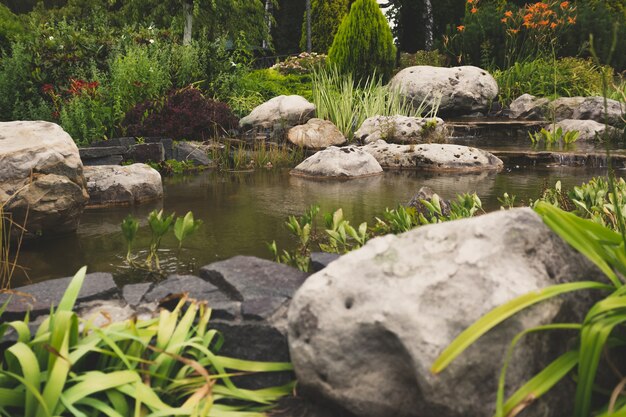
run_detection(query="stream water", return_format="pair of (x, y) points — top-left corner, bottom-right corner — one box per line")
(14, 164), (616, 287)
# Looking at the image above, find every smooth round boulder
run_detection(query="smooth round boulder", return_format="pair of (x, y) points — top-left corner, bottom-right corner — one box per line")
(362, 140), (503, 172)
(509, 94), (625, 127)
(290, 146), (383, 179)
(84, 164), (163, 208)
(389, 66), (498, 116)
(0, 121), (88, 238)
(239, 95), (316, 129)
(355, 115), (447, 144)
(288, 208), (602, 417)
(287, 118), (346, 149)
(547, 119), (622, 141)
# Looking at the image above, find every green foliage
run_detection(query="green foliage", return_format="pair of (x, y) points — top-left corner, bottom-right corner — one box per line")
(271, 52), (327, 75)
(121, 214), (139, 263)
(328, 0), (396, 82)
(319, 209), (368, 254)
(495, 57), (606, 105)
(311, 66), (437, 140)
(210, 140), (305, 171)
(528, 126), (580, 148)
(300, 0), (351, 53)
(0, 4), (24, 52)
(59, 86), (113, 145)
(398, 50), (446, 69)
(269, 205), (320, 272)
(0, 42), (34, 121)
(174, 211), (203, 251)
(0, 267), (293, 416)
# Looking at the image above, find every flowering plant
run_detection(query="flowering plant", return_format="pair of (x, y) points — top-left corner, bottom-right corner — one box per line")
(271, 52), (327, 75)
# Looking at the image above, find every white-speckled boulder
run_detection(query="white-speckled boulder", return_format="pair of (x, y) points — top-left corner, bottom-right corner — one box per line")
(240, 95), (316, 129)
(362, 140), (503, 172)
(0, 121), (88, 238)
(291, 146), (383, 179)
(287, 118), (346, 149)
(288, 208), (601, 417)
(354, 116), (447, 144)
(389, 66), (498, 116)
(84, 164), (163, 208)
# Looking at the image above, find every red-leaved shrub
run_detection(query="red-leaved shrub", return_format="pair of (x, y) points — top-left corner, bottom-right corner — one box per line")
(122, 87), (239, 140)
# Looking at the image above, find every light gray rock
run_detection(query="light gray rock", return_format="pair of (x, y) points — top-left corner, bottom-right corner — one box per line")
(240, 95), (316, 129)
(0, 121), (89, 238)
(84, 163), (163, 208)
(547, 119), (622, 141)
(288, 208), (601, 417)
(174, 141), (212, 166)
(355, 116), (447, 144)
(509, 94), (625, 126)
(362, 140), (503, 172)
(389, 66), (498, 116)
(291, 146), (383, 179)
(287, 118), (346, 149)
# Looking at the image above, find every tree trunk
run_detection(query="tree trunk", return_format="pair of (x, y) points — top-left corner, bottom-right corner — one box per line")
(183, 1), (193, 45)
(305, 0), (312, 52)
(263, 0), (273, 50)
(423, 0), (433, 51)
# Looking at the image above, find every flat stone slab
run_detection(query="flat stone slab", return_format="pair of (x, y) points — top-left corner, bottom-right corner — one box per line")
(84, 163), (163, 208)
(199, 256), (309, 302)
(291, 146), (383, 179)
(0, 272), (118, 320)
(362, 140), (503, 172)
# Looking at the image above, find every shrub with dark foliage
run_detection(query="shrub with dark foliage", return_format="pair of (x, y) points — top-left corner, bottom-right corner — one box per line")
(123, 87), (239, 140)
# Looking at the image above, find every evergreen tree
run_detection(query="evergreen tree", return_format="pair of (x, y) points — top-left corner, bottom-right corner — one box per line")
(328, 0), (396, 82)
(299, 0), (351, 53)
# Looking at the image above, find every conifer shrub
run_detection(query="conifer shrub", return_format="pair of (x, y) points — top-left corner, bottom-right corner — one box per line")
(122, 87), (238, 140)
(300, 0), (351, 53)
(328, 0), (396, 82)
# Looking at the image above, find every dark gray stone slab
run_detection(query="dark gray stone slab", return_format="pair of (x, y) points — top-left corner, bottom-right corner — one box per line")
(199, 256), (309, 302)
(125, 143), (165, 163)
(242, 297), (288, 321)
(144, 137), (173, 160)
(90, 137), (137, 148)
(122, 282), (153, 307)
(174, 142), (211, 166)
(0, 272), (119, 320)
(79, 146), (126, 160)
(142, 275), (239, 319)
(82, 156), (124, 166)
(310, 252), (341, 273)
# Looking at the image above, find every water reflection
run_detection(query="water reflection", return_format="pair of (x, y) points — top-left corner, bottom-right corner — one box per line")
(13, 167), (612, 286)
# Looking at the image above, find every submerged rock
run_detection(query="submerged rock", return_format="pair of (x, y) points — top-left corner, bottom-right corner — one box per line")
(240, 95), (316, 129)
(84, 163), (163, 208)
(354, 115), (447, 144)
(509, 94), (626, 126)
(291, 146), (383, 179)
(362, 140), (503, 172)
(287, 118), (346, 149)
(288, 208), (601, 417)
(389, 66), (499, 116)
(0, 121), (89, 239)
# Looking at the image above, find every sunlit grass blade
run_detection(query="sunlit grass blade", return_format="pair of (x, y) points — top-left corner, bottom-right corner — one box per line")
(431, 281), (611, 374)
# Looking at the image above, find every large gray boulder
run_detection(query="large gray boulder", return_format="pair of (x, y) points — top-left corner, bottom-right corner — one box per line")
(240, 95), (316, 129)
(362, 140), (503, 172)
(547, 119), (622, 141)
(288, 208), (601, 417)
(84, 164), (163, 208)
(287, 118), (346, 149)
(509, 94), (625, 126)
(291, 146), (383, 179)
(0, 121), (89, 238)
(389, 66), (498, 116)
(354, 116), (447, 144)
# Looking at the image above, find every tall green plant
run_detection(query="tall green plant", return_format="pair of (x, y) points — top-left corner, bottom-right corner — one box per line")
(0, 267), (293, 416)
(299, 0), (351, 53)
(328, 0), (396, 82)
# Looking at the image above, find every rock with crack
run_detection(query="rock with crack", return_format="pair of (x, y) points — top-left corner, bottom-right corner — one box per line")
(288, 208), (602, 417)
(362, 140), (503, 172)
(0, 121), (89, 239)
(291, 146), (383, 179)
(355, 116), (447, 144)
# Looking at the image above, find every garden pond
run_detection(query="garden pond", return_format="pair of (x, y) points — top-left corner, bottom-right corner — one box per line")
(15, 162), (620, 286)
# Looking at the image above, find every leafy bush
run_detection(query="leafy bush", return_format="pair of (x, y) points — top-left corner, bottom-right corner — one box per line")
(0, 4), (23, 52)
(0, 267), (292, 416)
(0, 42), (34, 120)
(300, 0), (351, 53)
(398, 50), (446, 69)
(123, 87), (238, 140)
(328, 0), (396, 82)
(271, 52), (327, 75)
(494, 57), (606, 105)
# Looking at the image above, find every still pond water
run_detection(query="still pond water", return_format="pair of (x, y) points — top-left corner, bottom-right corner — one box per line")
(15, 165), (615, 286)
